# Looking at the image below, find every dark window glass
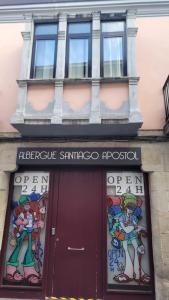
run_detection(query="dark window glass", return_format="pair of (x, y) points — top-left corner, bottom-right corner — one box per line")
(102, 21), (126, 77)
(68, 38), (89, 78)
(103, 37), (123, 77)
(68, 23), (90, 34)
(66, 22), (91, 78)
(31, 23), (58, 79)
(35, 24), (58, 35)
(102, 21), (124, 32)
(33, 40), (55, 79)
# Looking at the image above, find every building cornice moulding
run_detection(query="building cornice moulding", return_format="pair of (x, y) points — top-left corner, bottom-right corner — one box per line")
(0, 1), (169, 22)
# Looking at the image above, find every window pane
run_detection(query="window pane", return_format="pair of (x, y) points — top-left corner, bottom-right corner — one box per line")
(102, 21), (124, 32)
(103, 37), (123, 77)
(68, 23), (90, 34)
(3, 171), (49, 287)
(68, 39), (89, 78)
(35, 23), (58, 35)
(107, 172), (151, 291)
(33, 40), (55, 79)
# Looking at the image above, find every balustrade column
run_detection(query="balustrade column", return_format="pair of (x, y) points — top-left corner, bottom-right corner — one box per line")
(90, 12), (101, 123)
(127, 10), (143, 123)
(52, 13), (67, 124)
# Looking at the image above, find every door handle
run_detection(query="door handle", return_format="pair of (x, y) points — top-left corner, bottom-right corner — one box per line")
(67, 246), (85, 251)
(51, 227), (56, 236)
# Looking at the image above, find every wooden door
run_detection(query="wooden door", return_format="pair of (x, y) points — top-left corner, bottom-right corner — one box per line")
(48, 168), (103, 299)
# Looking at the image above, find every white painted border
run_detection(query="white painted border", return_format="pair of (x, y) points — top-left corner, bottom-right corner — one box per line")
(0, 1), (169, 23)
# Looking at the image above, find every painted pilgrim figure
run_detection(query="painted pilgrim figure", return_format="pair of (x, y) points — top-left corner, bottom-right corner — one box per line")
(108, 193), (151, 284)
(5, 193), (47, 285)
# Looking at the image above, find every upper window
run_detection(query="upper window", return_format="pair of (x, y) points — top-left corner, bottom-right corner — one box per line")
(101, 21), (126, 78)
(31, 23), (58, 79)
(66, 22), (91, 78)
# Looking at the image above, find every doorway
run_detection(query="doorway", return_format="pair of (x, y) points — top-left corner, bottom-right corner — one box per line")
(47, 168), (103, 299)
(0, 168), (154, 300)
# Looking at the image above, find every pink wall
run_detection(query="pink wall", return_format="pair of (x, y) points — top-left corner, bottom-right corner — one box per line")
(100, 83), (128, 109)
(1, 18), (168, 132)
(64, 84), (91, 111)
(0, 23), (24, 132)
(137, 17), (169, 130)
(27, 85), (54, 111)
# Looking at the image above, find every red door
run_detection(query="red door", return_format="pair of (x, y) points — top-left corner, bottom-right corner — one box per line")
(48, 168), (103, 299)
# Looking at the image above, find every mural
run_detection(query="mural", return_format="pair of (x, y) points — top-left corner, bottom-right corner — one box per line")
(3, 172), (49, 286)
(107, 172), (151, 289)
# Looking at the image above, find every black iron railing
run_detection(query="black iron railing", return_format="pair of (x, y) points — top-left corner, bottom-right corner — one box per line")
(163, 75), (169, 122)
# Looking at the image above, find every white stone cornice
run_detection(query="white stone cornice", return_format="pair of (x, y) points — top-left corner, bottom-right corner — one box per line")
(92, 11), (100, 20)
(127, 9), (137, 18)
(68, 12), (92, 18)
(59, 12), (67, 22)
(129, 77), (140, 84)
(92, 29), (100, 39)
(21, 31), (31, 40)
(92, 79), (100, 86)
(17, 79), (27, 87)
(58, 30), (66, 40)
(66, 13), (76, 18)
(32, 13), (58, 20)
(54, 80), (64, 88)
(129, 110), (143, 123)
(127, 27), (138, 37)
(11, 112), (25, 124)
(0, 1), (169, 23)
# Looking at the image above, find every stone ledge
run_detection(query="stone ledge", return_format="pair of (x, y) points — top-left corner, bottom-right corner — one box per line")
(11, 123), (142, 138)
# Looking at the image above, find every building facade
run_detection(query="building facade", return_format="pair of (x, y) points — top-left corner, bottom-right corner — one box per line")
(0, 0), (169, 299)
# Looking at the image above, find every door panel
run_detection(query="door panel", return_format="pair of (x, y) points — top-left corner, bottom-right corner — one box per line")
(47, 168), (154, 300)
(52, 169), (102, 299)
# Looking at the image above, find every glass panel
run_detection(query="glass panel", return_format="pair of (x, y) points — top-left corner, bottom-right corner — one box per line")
(33, 39), (55, 79)
(35, 23), (58, 35)
(102, 21), (124, 32)
(68, 38), (88, 78)
(107, 172), (152, 291)
(68, 23), (90, 34)
(3, 172), (49, 286)
(103, 37), (123, 77)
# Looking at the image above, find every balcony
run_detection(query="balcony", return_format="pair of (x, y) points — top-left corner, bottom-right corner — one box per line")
(11, 78), (143, 138)
(10, 11), (143, 138)
(163, 75), (169, 135)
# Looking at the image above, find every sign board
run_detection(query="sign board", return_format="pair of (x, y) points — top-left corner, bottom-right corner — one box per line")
(17, 148), (141, 166)
(107, 171), (144, 195)
(14, 171), (49, 195)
